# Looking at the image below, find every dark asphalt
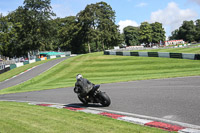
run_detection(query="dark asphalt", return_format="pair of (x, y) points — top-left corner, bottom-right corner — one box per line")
(0, 76), (200, 126)
(0, 57), (70, 90)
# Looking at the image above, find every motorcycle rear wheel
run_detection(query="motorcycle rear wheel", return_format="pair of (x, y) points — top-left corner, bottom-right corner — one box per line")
(97, 92), (111, 107)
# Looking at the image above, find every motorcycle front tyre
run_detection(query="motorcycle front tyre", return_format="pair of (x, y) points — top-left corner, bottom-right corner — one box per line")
(97, 92), (111, 107)
(78, 95), (88, 105)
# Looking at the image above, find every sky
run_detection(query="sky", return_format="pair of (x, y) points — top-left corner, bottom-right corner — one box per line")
(0, 0), (200, 38)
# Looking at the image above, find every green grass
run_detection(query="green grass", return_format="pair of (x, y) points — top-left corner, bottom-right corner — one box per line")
(1, 52), (200, 94)
(0, 101), (172, 133)
(134, 47), (200, 54)
(0, 58), (57, 82)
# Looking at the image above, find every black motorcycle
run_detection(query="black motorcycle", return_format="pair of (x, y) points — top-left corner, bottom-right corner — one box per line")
(75, 85), (111, 107)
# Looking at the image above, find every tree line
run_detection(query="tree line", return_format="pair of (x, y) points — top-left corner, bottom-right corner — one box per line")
(1, 0), (199, 58)
(0, 0), (123, 57)
(169, 19), (200, 43)
(1, 0), (184, 58)
(123, 22), (166, 46)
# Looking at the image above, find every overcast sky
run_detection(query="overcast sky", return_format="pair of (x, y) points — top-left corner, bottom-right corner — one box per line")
(0, 0), (200, 38)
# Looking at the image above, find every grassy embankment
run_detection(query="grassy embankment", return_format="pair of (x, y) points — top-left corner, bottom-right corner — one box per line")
(1, 51), (200, 94)
(0, 101), (173, 133)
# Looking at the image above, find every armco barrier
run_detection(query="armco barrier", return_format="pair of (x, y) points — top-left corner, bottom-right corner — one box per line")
(170, 53), (182, 59)
(23, 61), (29, 65)
(60, 55), (66, 57)
(194, 54), (200, 60)
(148, 52), (158, 57)
(10, 64), (17, 69)
(123, 52), (131, 56)
(29, 59), (36, 64)
(110, 51), (116, 55)
(104, 51), (200, 60)
(36, 58), (41, 62)
(104, 51), (110, 55)
(15, 62), (24, 67)
(139, 52), (148, 57)
(0, 67), (10, 74)
(158, 52), (170, 58)
(182, 53), (195, 60)
(116, 52), (123, 56)
(50, 55), (56, 59)
(130, 52), (139, 56)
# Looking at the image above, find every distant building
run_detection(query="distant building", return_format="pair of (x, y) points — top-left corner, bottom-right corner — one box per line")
(164, 40), (184, 46)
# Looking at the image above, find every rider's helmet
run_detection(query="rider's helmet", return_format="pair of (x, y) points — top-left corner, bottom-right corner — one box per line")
(76, 74), (83, 80)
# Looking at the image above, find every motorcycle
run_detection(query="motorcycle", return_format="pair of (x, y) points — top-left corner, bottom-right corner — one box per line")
(75, 85), (111, 107)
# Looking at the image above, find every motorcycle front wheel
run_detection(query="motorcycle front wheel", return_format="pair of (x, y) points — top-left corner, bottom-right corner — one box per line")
(97, 92), (111, 107)
(78, 95), (88, 105)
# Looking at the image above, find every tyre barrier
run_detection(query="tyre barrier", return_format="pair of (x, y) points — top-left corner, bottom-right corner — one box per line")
(148, 52), (159, 57)
(0, 67), (10, 74)
(130, 52), (139, 56)
(104, 51), (200, 60)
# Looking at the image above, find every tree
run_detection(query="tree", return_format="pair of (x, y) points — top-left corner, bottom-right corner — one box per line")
(169, 29), (179, 40)
(57, 16), (85, 54)
(0, 14), (21, 57)
(139, 22), (152, 45)
(1, 1), (122, 56)
(170, 20), (196, 42)
(178, 20), (196, 42)
(96, 2), (121, 50)
(8, 0), (55, 57)
(77, 1), (121, 52)
(77, 3), (98, 52)
(123, 26), (139, 46)
(195, 19), (200, 42)
(150, 22), (165, 44)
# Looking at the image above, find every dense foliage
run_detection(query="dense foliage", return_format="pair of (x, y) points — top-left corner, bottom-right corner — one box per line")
(123, 22), (166, 46)
(123, 26), (140, 46)
(0, 0), (121, 57)
(169, 19), (200, 43)
(1, 0), (199, 57)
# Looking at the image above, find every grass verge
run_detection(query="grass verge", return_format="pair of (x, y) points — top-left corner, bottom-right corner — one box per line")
(1, 52), (200, 94)
(0, 101), (172, 133)
(0, 58), (57, 82)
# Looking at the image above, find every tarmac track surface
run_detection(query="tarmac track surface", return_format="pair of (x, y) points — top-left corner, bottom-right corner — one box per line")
(0, 57), (69, 90)
(0, 57), (200, 127)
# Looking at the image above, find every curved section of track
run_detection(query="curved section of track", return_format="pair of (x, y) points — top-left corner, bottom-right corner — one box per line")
(0, 57), (199, 128)
(0, 57), (70, 90)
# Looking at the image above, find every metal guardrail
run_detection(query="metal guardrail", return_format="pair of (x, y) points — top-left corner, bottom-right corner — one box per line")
(0, 64), (4, 70)
(0, 51), (71, 72)
(2, 60), (16, 65)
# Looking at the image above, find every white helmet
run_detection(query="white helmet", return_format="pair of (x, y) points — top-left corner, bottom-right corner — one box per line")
(76, 74), (83, 80)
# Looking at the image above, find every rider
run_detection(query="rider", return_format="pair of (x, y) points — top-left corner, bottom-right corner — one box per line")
(74, 74), (94, 98)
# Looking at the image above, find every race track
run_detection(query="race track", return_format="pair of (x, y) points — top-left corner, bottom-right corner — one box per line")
(0, 57), (70, 90)
(0, 57), (200, 127)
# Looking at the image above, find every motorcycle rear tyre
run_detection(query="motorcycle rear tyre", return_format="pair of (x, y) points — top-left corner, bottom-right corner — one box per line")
(97, 92), (111, 107)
